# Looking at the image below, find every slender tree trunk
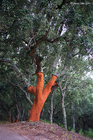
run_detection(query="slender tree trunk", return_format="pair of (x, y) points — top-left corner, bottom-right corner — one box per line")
(12, 115), (15, 123)
(71, 103), (75, 131)
(16, 104), (20, 122)
(22, 103), (25, 121)
(62, 95), (67, 130)
(28, 72), (58, 121)
(8, 110), (11, 123)
(72, 115), (75, 131)
(59, 79), (68, 130)
(50, 92), (53, 124)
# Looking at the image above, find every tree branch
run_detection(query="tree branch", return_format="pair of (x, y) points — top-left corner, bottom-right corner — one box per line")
(55, 66), (68, 78)
(60, 75), (67, 85)
(59, 76), (68, 96)
(22, 39), (28, 45)
(27, 29), (50, 57)
(64, 102), (69, 107)
(17, 84), (33, 106)
(0, 58), (28, 87)
(45, 36), (61, 43)
(56, 0), (69, 9)
(30, 27), (36, 45)
(63, 79), (68, 91)
(53, 55), (60, 67)
(7, 79), (33, 106)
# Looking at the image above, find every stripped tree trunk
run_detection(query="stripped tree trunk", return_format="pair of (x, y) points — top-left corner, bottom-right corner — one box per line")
(28, 72), (58, 121)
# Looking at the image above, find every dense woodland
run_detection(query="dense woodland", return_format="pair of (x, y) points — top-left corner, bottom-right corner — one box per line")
(0, 0), (93, 138)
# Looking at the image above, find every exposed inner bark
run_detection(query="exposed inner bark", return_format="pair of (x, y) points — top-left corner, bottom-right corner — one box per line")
(28, 73), (58, 121)
(27, 52), (59, 121)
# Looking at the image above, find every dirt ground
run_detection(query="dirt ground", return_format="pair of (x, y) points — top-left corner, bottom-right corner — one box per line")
(0, 121), (93, 140)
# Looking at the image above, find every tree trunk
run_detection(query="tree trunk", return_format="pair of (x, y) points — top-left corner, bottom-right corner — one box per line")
(28, 72), (58, 121)
(21, 103), (25, 121)
(16, 104), (20, 122)
(50, 92), (53, 124)
(71, 103), (75, 131)
(8, 110), (11, 123)
(59, 77), (68, 130)
(12, 115), (15, 123)
(62, 95), (67, 130)
(72, 115), (75, 131)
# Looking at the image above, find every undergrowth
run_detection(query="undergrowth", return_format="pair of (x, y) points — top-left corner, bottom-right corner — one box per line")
(0, 121), (10, 124)
(85, 129), (93, 139)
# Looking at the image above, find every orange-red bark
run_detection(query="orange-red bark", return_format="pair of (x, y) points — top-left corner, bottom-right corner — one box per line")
(28, 86), (36, 96)
(9, 117), (11, 123)
(28, 72), (57, 122)
(42, 75), (58, 102)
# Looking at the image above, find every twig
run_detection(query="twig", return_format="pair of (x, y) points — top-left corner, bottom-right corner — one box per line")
(64, 102), (69, 107)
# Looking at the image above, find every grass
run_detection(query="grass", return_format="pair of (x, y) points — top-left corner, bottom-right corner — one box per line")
(79, 129), (84, 136)
(40, 119), (51, 124)
(69, 134), (72, 139)
(51, 127), (54, 130)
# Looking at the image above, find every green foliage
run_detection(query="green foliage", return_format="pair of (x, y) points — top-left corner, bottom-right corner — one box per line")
(40, 119), (50, 124)
(71, 128), (75, 132)
(79, 128), (93, 139)
(0, 121), (10, 124)
(51, 127), (54, 130)
(86, 129), (93, 139)
(79, 129), (84, 136)
(69, 134), (72, 139)
(0, 1), (93, 136)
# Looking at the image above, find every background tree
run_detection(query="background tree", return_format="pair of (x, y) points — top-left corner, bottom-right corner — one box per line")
(0, 0), (93, 132)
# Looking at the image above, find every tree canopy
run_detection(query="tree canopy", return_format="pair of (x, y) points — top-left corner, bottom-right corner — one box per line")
(0, 0), (93, 136)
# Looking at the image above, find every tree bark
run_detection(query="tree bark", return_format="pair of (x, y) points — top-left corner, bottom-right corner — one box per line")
(62, 95), (67, 130)
(59, 77), (68, 130)
(21, 103), (25, 121)
(0, 58), (28, 87)
(8, 110), (11, 123)
(15, 104), (20, 122)
(28, 72), (58, 121)
(71, 103), (75, 131)
(50, 92), (53, 124)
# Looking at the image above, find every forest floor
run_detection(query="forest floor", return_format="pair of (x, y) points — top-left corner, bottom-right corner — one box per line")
(0, 121), (93, 140)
